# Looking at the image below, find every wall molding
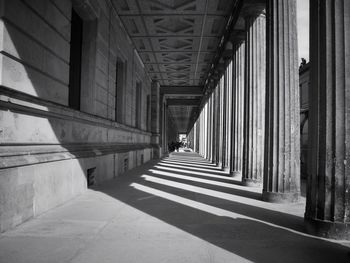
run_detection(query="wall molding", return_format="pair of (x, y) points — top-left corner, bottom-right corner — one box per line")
(0, 86), (152, 136)
(0, 142), (152, 169)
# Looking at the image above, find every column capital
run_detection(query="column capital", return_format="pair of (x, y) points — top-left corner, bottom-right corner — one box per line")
(72, 0), (100, 20)
(229, 30), (246, 47)
(240, 4), (266, 20)
(222, 41), (233, 61)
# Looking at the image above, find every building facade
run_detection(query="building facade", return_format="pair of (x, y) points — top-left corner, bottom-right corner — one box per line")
(0, 0), (349, 240)
(0, 0), (157, 232)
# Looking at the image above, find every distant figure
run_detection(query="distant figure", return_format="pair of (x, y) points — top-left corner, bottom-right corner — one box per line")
(299, 58), (307, 70)
(168, 141), (176, 152)
(175, 141), (180, 152)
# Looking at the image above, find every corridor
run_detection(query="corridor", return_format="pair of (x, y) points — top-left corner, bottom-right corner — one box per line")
(1, 152), (349, 263)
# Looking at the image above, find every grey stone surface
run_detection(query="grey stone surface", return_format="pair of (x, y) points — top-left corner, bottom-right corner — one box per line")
(305, 0), (350, 239)
(232, 41), (245, 173)
(263, 0), (300, 202)
(1, 153), (350, 263)
(242, 13), (266, 186)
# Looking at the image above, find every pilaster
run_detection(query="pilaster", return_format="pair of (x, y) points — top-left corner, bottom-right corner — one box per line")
(151, 80), (161, 158)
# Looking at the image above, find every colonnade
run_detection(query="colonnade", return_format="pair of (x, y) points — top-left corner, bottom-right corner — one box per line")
(189, 0), (350, 240)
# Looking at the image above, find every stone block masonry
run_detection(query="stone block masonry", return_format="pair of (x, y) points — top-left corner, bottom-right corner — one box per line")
(0, 0), (156, 233)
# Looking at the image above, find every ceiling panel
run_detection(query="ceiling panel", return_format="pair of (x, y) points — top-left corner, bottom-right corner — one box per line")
(112, 0), (235, 132)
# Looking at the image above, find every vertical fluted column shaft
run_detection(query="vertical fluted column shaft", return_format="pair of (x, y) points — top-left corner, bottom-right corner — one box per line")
(263, 0), (300, 202)
(215, 84), (221, 164)
(197, 112), (203, 155)
(242, 13), (266, 186)
(225, 62), (233, 171)
(202, 108), (205, 156)
(164, 104), (169, 154)
(218, 77), (226, 167)
(232, 42), (245, 174)
(199, 110), (203, 156)
(211, 87), (218, 164)
(305, 0), (350, 240)
(204, 103), (209, 159)
(209, 96), (213, 162)
(195, 120), (200, 153)
(160, 96), (166, 155)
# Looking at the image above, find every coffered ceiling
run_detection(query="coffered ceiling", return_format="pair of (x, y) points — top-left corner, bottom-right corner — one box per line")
(112, 0), (237, 133)
(112, 0), (235, 86)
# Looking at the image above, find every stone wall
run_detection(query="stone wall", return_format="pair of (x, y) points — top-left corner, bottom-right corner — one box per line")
(0, 0), (154, 232)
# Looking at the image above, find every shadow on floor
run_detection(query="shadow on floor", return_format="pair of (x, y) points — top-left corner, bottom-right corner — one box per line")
(145, 167), (262, 201)
(151, 164), (245, 186)
(157, 161), (235, 176)
(162, 158), (219, 166)
(94, 155), (350, 263)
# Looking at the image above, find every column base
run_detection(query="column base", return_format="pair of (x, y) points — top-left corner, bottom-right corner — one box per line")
(305, 216), (350, 240)
(230, 171), (241, 177)
(262, 191), (300, 203)
(222, 167), (231, 174)
(217, 162), (223, 169)
(151, 145), (161, 159)
(242, 178), (262, 187)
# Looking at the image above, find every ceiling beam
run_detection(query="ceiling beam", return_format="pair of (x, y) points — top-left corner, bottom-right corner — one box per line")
(167, 99), (201, 106)
(144, 62), (208, 65)
(161, 86), (204, 96)
(138, 51), (216, 53)
(131, 36), (221, 39)
(118, 14), (227, 17)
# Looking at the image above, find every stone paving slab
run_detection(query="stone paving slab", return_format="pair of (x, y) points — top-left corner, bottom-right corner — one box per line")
(1, 152), (350, 263)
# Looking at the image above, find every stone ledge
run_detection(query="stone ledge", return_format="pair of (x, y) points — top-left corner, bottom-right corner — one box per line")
(0, 86), (152, 136)
(0, 143), (153, 169)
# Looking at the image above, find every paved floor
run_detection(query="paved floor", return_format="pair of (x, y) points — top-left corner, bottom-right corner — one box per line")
(1, 152), (350, 263)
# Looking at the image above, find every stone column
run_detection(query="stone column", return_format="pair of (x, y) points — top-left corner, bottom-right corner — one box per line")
(210, 93), (215, 163)
(199, 108), (203, 156)
(263, 0), (300, 202)
(195, 119), (200, 153)
(193, 122), (197, 152)
(211, 88), (217, 163)
(159, 94), (163, 154)
(201, 108), (205, 157)
(202, 107), (205, 157)
(164, 104), (169, 154)
(242, 13), (266, 187)
(231, 33), (246, 176)
(151, 81), (161, 158)
(215, 83), (221, 165)
(224, 59), (233, 172)
(218, 66), (227, 169)
(305, 0), (350, 240)
(160, 96), (168, 156)
(204, 103), (208, 158)
(207, 97), (212, 161)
